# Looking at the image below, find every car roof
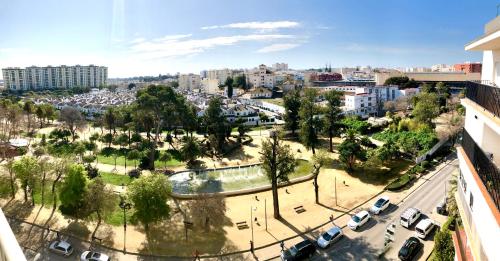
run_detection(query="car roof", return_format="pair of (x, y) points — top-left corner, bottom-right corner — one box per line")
(416, 219), (433, 229)
(56, 241), (71, 249)
(401, 207), (420, 219)
(380, 196), (390, 201)
(356, 210), (369, 217)
(326, 226), (341, 235)
(295, 239), (312, 249)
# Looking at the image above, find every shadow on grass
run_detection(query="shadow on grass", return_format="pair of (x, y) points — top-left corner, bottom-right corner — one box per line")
(60, 220), (91, 240)
(2, 200), (34, 220)
(350, 159), (413, 186)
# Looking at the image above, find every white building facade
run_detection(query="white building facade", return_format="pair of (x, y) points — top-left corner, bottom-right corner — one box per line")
(2, 65), (107, 91)
(247, 64), (275, 89)
(453, 15), (500, 261)
(178, 74), (201, 90)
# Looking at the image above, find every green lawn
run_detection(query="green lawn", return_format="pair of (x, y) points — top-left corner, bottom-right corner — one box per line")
(32, 181), (60, 206)
(97, 154), (182, 168)
(100, 172), (133, 186)
(0, 177), (16, 199)
(257, 98), (284, 106)
(351, 159), (413, 185)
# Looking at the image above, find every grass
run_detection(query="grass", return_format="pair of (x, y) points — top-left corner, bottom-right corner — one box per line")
(351, 159), (413, 186)
(257, 98), (284, 106)
(0, 177), (16, 199)
(386, 173), (414, 191)
(100, 172), (134, 186)
(97, 154), (182, 168)
(32, 181), (61, 206)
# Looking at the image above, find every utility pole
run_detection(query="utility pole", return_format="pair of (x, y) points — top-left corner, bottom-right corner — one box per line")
(335, 176), (337, 206)
(265, 198), (268, 231)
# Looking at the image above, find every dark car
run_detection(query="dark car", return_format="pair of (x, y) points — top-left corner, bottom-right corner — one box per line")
(280, 239), (316, 260)
(398, 237), (422, 261)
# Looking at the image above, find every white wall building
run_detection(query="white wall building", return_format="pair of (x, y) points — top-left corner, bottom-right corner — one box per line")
(453, 15), (500, 261)
(201, 78), (220, 94)
(343, 92), (377, 118)
(247, 64), (275, 89)
(178, 73), (201, 90)
(207, 68), (234, 85)
(272, 62), (288, 71)
(0, 208), (26, 261)
(2, 65), (107, 91)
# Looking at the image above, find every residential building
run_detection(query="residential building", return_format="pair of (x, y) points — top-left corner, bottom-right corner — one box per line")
(272, 62), (288, 71)
(404, 67), (432, 73)
(431, 64), (454, 72)
(207, 68), (234, 85)
(454, 62), (482, 73)
(242, 87), (273, 99)
(200, 70), (208, 79)
(247, 64), (275, 89)
(453, 15), (500, 261)
(2, 65), (107, 91)
(178, 73), (201, 90)
(343, 92), (377, 118)
(201, 78), (220, 94)
(0, 208), (26, 261)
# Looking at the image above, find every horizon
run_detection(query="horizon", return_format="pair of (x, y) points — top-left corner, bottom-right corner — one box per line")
(0, 0), (496, 79)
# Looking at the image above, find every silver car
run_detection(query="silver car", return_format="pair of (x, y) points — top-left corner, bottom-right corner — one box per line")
(49, 240), (74, 256)
(317, 226), (343, 248)
(80, 251), (110, 261)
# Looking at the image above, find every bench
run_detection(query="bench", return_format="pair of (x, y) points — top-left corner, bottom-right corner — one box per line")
(294, 206), (306, 214)
(236, 221), (249, 230)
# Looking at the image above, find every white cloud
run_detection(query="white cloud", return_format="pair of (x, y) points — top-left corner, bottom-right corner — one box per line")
(256, 43), (300, 53)
(129, 34), (295, 59)
(202, 21), (300, 30)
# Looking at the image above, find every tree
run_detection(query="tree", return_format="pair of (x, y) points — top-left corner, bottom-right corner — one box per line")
(189, 193), (227, 231)
(23, 100), (35, 133)
(260, 132), (296, 219)
(323, 90), (343, 152)
(181, 136), (202, 166)
(234, 75), (247, 90)
(3, 159), (17, 199)
(299, 89), (321, 154)
(203, 97), (227, 155)
(312, 150), (328, 204)
(127, 149), (141, 169)
(413, 92), (440, 125)
(59, 164), (88, 218)
(59, 107), (86, 142)
(337, 129), (373, 172)
(434, 229), (454, 261)
(128, 83), (136, 90)
(13, 156), (40, 205)
(128, 174), (172, 231)
(158, 150), (172, 168)
(38, 156), (52, 206)
(284, 90), (301, 136)
(51, 158), (71, 213)
(421, 83), (436, 93)
(84, 177), (117, 238)
(235, 118), (250, 141)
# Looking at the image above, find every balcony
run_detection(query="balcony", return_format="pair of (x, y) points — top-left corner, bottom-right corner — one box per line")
(466, 81), (500, 118)
(461, 129), (500, 211)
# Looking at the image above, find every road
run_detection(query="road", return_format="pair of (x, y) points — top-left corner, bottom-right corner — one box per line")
(312, 159), (458, 261)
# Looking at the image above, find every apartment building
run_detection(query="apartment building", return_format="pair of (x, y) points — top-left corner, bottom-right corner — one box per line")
(247, 64), (275, 89)
(272, 62), (288, 71)
(2, 65), (107, 91)
(454, 62), (482, 73)
(207, 68), (234, 85)
(343, 92), (377, 118)
(178, 73), (201, 90)
(453, 15), (500, 261)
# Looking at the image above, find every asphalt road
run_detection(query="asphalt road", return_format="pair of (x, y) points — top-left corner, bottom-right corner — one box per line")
(312, 159), (458, 261)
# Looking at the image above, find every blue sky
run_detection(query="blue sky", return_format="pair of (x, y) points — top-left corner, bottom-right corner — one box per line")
(0, 0), (496, 78)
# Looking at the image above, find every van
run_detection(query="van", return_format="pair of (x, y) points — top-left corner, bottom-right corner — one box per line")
(415, 219), (435, 239)
(400, 208), (421, 228)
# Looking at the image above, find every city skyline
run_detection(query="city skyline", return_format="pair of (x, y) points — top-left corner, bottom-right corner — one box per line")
(0, 0), (496, 78)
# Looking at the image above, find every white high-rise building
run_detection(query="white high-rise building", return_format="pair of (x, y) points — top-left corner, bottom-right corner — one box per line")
(453, 15), (500, 261)
(272, 63), (288, 71)
(207, 69), (234, 85)
(2, 65), (107, 91)
(247, 64), (275, 89)
(178, 73), (201, 90)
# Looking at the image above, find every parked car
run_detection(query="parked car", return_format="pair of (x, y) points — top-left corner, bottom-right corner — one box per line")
(398, 237), (422, 261)
(400, 207), (421, 228)
(415, 219), (435, 239)
(280, 239), (316, 260)
(370, 196), (390, 214)
(49, 240), (74, 256)
(80, 251), (110, 261)
(347, 210), (371, 230)
(317, 226), (343, 248)
(436, 200), (447, 215)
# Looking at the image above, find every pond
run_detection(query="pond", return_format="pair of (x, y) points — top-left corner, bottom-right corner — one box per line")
(169, 160), (312, 194)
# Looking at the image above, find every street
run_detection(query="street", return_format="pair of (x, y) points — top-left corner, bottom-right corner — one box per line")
(311, 159), (458, 261)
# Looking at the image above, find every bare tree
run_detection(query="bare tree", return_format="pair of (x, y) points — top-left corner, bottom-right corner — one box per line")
(189, 193), (227, 231)
(59, 107), (86, 142)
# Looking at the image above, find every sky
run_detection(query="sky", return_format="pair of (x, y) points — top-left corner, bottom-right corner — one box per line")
(0, 0), (497, 78)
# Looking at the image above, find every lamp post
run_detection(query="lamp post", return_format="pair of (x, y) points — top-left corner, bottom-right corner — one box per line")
(119, 195), (131, 253)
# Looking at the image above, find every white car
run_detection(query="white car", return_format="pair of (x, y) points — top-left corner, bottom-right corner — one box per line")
(347, 210), (371, 230)
(49, 240), (74, 256)
(80, 251), (110, 261)
(370, 196), (390, 214)
(317, 226), (343, 248)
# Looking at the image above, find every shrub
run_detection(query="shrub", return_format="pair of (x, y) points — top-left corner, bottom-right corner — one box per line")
(386, 173), (415, 191)
(420, 160), (430, 169)
(128, 169), (142, 179)
(85, 164), (100, 179)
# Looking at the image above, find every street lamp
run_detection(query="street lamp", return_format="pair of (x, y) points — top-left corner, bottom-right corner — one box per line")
(119, 195), (131, 252)
(250, 206), (257, 247)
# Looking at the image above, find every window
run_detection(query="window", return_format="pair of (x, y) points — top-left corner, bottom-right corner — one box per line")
(469, 193), (474, 210)
(459, 170), (467, 193)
